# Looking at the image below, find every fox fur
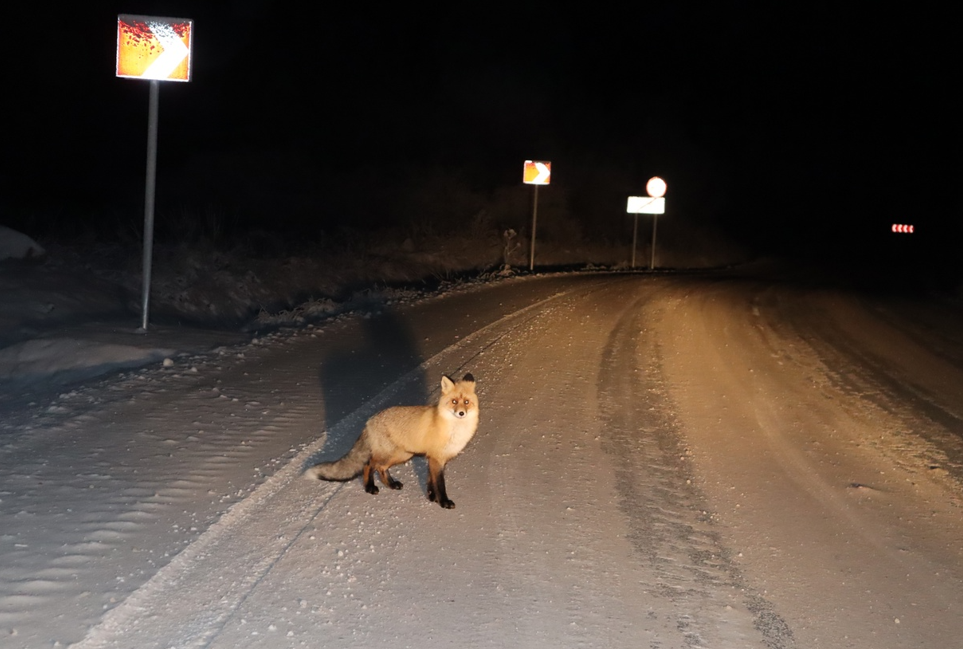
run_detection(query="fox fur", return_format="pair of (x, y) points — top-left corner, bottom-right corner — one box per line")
(306, 374), (479, 509)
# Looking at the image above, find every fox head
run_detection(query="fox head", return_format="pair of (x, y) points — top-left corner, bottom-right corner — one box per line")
(439, 373), (477, 420)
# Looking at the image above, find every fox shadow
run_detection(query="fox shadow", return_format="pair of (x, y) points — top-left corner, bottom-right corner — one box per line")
(305, 306), (432, 490)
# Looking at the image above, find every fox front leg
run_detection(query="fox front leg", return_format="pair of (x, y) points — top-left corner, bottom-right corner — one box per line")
(426, 457), (455, 509)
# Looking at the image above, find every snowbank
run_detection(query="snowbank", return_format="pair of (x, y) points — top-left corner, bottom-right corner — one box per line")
(0, 224), (45, 260)
(0, 337), (174, 387)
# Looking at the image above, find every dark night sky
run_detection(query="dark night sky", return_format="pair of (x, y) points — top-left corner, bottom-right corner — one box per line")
(3, 3), (961, 270)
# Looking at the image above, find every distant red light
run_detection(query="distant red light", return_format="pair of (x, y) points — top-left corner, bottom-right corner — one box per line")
(891, 224), (914, 234)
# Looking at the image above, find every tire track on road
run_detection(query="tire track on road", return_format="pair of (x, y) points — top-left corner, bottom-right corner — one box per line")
(595, 278), (790, 649)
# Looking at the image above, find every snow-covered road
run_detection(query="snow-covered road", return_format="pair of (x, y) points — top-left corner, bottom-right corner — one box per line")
(2, 269), (962, 648)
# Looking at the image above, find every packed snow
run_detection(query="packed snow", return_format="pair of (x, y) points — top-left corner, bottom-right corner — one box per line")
(2, 226), (963, 648)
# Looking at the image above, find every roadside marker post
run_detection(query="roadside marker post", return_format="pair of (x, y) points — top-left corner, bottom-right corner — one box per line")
(523, 160), (551, 271)
(116, 15), (194, 331)
(626, 176), (667, 269)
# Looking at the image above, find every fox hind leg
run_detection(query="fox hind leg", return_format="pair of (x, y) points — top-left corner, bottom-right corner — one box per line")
(378, 467), (403, 490)
(363, 461), (379, 495)
(426, 457), (455, 509)
(363, 452), (410, 495)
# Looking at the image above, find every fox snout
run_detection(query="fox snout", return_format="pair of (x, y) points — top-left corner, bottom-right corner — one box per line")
(449, 398), (472, 419)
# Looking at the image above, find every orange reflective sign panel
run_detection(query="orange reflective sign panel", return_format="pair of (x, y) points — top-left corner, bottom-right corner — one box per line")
(116, 15), (193, 82)
(523, 160), (551, 185)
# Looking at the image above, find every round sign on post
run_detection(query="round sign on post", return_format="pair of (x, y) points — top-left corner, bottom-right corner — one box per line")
(644, 177), (666, 271)
(646, 176), (667, 197)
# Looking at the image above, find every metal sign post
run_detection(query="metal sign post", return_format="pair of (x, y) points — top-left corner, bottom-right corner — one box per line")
(116, 14), (193, 331)
(649, 213), (659, 270)
(523, 160), (551, 271)
(141, 80), (160, 330)
(631, 211), (639, 268)
(530, 184), (539, 271)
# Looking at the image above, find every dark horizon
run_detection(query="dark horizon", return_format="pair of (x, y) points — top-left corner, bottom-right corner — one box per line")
(3, 3), (960, 276)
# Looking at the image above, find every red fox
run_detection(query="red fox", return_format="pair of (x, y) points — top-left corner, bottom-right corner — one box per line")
(306, 374), (479, 509)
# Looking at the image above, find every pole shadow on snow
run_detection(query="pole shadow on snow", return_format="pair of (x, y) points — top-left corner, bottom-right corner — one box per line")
(305, 306), (431, 491)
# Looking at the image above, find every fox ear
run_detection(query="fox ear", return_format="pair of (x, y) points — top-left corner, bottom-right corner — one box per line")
(440, 375), (455, 392)
(462, 373), (475, 383)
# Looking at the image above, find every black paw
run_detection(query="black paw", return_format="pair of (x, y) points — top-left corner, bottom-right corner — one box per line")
(387, 479), (403, 490)
(365, 484), (380, 495)
(439, 498), (455, 509)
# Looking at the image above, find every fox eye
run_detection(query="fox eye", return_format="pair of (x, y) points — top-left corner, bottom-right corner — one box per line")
(463, 399), (470, 405)
(451, 398), (458, 404)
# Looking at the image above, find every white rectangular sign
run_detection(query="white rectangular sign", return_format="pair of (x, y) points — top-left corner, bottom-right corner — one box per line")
(627, 196), (665, 214)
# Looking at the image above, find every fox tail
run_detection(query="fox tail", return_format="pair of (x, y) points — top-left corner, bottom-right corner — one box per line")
(306, 431), (370, 481)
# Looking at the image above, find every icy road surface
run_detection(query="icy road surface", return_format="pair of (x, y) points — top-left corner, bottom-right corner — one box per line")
(1, 268), (962, 648)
